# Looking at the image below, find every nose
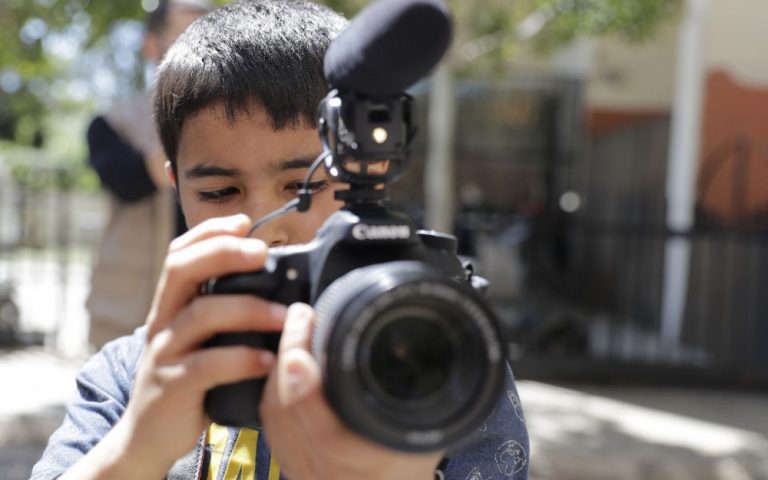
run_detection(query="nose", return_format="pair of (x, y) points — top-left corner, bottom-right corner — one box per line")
(253, 217), (289, 247)
(242, 196), (291, 247)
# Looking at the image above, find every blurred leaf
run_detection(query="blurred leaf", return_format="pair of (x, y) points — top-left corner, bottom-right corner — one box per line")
(456, 0), (679, 73)
(0, 0), (682, 180)
(531, 0), (682, 53)
(318, 0), (367, 16)
(315, 0), (680, 76)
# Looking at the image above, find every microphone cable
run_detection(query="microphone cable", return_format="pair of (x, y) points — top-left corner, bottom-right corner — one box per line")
(246, 149), (329, 238)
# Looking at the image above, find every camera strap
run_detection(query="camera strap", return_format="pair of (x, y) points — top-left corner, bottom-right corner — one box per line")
(435, 456), (450, 479)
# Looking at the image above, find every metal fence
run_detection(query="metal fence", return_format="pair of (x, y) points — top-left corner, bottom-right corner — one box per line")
(500, 117), (768, 387)
(0, 161), (106, 352)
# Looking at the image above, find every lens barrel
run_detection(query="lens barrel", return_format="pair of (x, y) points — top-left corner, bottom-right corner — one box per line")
(312, 261), (506, 452)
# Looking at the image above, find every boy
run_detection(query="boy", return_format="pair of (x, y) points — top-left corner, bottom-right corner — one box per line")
(32, 1), (529, 479)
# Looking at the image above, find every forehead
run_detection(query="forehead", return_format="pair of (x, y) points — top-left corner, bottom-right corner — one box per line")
(176, 104), (319, 174)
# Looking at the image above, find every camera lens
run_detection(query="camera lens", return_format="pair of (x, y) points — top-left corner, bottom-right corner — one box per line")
(366, 309), (454, 402)
(312, 261), (506, 452)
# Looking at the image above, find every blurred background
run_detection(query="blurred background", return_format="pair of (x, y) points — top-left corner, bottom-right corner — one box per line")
(1, 0), (768, 478)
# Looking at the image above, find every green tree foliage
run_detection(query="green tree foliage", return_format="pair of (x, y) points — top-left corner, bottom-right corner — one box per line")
(315, 0), (680, 70)
(0, 0), (680, 145)
(446, 0), (681, 73)
(0, 0), (680, 194)
(527, 0), (681, 50)
(0, 0), (230, 189)
(0, 0), (139, 144)
(0, 0), (229, 146)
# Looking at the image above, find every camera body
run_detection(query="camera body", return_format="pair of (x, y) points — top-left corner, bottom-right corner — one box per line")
(204, 193), (508, 451)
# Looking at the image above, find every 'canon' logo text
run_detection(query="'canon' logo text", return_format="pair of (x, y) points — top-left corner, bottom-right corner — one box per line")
(351, 224), (411, 240)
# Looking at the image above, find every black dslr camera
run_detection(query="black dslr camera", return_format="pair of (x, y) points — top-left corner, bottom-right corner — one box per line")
(203, 0), (507, 452)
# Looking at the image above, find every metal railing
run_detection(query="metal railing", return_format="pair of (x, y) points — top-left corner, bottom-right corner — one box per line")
(0, 163), (106, 352)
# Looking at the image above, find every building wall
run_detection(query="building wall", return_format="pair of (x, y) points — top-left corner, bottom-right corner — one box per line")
(697, 0), (768, 224)
(543, 0), (768, 222)
(510, 21), (679, 135)
(585, 23), (679, 113)
(697, 71), (768, 224)
(703, 0), (768, 87)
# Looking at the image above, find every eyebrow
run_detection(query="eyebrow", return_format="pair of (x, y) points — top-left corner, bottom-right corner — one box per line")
(184, 154), (321, 181)
(184, 165), (243, 180)
(265, 155), (319, 175)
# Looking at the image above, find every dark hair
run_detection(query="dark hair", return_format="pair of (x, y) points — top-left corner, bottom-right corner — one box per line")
(154, 0), (347, 171)
(147, 0), (212, 34)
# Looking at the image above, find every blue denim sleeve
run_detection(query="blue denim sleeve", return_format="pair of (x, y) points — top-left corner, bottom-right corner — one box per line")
(442, 362), (529, 480)
(29, 329), (145, 479)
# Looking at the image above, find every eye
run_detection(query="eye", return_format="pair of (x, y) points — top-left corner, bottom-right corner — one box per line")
(198, 186), (240, 204)
(285, 180), (329, 195)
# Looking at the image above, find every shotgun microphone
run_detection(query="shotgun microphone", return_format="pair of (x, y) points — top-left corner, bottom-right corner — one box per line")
(324, 0), (453, 96)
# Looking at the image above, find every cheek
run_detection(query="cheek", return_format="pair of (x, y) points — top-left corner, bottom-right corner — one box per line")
(178, 201), (208, 230)
(177, 188), (232, 229)
(292, 191), (343, 241)
(316, 186), (344, 218)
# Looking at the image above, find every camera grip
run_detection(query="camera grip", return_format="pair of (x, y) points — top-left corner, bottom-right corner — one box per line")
(203, 331), (281, 428)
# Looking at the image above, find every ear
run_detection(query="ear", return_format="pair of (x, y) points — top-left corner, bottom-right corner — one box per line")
(165, 160), (177, 188)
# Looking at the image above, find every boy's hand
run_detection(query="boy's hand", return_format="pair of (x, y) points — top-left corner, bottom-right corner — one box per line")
(101, 214), (285, 477)
(260, 303), (444, 480)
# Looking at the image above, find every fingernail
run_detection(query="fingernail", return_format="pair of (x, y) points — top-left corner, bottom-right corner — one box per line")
(241, 239), (266, 258)
(261, 351), (275, 366)
(233, 213), (251, 224)
(271, 304), (288, 322)
(221, 213), (251, 230)
(286, 362), (310, 397)
(287, 303), (312, 323)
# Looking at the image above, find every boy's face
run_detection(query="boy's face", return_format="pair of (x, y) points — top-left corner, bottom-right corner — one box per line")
(173, 104), (344, 246)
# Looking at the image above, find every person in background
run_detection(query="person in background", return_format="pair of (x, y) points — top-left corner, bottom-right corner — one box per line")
(85, 0), (210, 349)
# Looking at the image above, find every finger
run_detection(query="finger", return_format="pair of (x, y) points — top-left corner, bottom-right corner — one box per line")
(151, 295), (287, 360)
(276, 347), (324, 406)
(169, 214), (253, 252)
(272, 351), (422, 458)
(156, 345), (275, 394)
(277, 303), (315, 355)
(268, 348), (352, 449)
(147, 236), (268, 339)
(270, 304), (332, 419)
(274, 303), (318, 406)
(262, 303), (328, 414)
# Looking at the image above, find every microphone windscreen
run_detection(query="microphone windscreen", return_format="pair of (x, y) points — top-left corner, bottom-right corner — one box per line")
(324, 0), (453, 96)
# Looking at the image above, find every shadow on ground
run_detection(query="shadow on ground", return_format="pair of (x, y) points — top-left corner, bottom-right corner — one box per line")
(522, 382), (768, 480)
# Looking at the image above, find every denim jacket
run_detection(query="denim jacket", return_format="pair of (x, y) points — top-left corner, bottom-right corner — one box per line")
(31, 327), (529, 479)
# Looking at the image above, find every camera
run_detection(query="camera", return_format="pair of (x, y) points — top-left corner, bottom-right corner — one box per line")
(202, 0), (508, 452)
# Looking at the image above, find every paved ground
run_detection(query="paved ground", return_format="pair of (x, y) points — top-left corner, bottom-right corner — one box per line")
(522, 382), (768, 479)
(0, 348), (84, 480)
(2, 347), (768, 480)
(1, 256), (767, 479)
